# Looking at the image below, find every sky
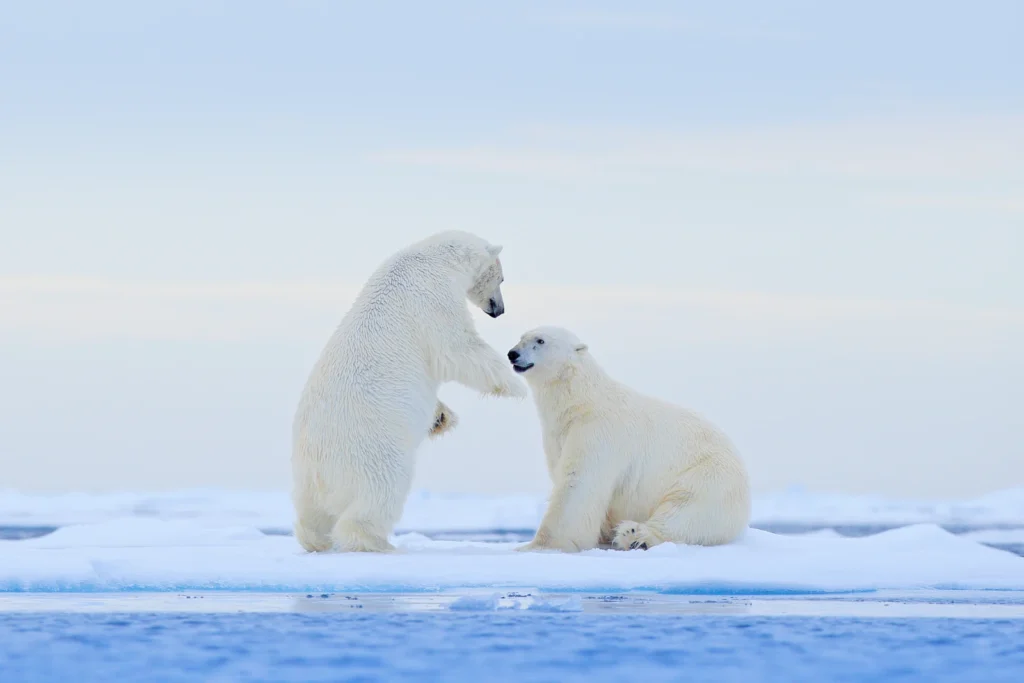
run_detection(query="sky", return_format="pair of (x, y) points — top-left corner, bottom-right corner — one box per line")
(1, 1), (1022, 499)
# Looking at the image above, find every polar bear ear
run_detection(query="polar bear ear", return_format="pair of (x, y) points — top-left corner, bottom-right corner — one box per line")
(487, 244), (503, 259)
(575, 343), (588, 353)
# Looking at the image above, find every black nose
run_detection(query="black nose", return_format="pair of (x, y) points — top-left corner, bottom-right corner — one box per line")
(507, 350), (519, 362)
(487, 298), (504, 318)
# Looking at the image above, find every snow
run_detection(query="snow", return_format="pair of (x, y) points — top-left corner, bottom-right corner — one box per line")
(2, 487), (1022, 595)
(1, 518), (1023, 594)
(2, 487), (1023, 530)
(26, 518), (266, 549)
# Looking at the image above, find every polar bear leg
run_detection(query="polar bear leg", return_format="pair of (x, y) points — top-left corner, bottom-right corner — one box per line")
(448, 337), (527, 399)
(653, 503), (744, 547)
(328, 449), (413, 553)
(615, 487), (744, 550)
(295, 513), (334, 553)
(518, 443), (618, 553)
(293, 490), (336, 552)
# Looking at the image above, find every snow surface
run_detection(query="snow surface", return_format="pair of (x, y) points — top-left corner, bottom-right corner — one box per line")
(2, 518), (1023, 594)
(2, 487), (1023, 530)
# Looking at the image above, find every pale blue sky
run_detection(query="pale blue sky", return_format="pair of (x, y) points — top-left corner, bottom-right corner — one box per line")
(1, 1), (1021, 497)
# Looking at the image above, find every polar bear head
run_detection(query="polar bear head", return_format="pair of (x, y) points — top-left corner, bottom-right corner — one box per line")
(466, 248), (506, 318)
(422, 230), (507, 318)
(507, 326), (589, 381)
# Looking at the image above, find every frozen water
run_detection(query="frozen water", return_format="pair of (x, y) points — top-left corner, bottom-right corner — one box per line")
(26, 517), (266, 548)
(2, 517), (1023, 594)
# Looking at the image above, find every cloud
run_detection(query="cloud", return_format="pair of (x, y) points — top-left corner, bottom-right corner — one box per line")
(370, 117), (1024, 184)
(1, 277), (1020, 354)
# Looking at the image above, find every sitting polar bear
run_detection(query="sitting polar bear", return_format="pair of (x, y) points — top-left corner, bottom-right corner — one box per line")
(292, 231), (528, 553)
(507, 326), (751, 553)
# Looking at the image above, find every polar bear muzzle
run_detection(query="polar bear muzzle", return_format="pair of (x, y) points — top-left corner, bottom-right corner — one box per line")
(487, 296), (504, 318)
(468, 256), (506, 318)
(507, 349), (533, 373)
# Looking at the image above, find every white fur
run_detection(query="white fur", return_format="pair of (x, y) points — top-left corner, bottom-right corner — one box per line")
(292, 231), (527, 553)
(508, 326), (751, 553)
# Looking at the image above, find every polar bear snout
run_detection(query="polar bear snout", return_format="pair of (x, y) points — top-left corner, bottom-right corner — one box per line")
(468, 254), (506, 318)
(507, 348), (534, 373)
(487, 297), (505, 318)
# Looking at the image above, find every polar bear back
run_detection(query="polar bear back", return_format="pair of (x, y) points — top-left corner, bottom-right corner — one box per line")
(540, 370), (744, 486)
(295, 264), (441, 451)
(587, 383), (748, 524)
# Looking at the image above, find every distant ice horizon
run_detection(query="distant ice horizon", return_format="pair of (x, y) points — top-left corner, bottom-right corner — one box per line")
(2, 486), (1023, 532)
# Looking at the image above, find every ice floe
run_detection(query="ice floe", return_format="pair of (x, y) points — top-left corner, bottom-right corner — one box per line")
(1, 518), (1022, 594)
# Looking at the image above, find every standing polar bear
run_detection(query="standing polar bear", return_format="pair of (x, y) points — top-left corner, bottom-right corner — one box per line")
(292, 231), (527, 553)
(508, 326), (750, 553)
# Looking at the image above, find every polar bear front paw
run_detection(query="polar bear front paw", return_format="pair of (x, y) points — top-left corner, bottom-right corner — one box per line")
(613, 521), (658, 551)
(495, 376), (528, 399)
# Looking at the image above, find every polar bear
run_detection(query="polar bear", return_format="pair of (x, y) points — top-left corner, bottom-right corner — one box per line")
(292, 231), (528, 553)
(507, 326), (750, 553)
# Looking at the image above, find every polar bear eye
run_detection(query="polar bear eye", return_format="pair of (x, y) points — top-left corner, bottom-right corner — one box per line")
(537, 339), (545, 345)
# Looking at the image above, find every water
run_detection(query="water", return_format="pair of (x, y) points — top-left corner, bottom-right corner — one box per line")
(2, 610), (1023, 682)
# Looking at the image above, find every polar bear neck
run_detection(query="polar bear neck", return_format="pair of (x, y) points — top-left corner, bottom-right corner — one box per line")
(403, 233), (486, 275)
(361, 249), (472, 301)
(532, 355), (611, 430)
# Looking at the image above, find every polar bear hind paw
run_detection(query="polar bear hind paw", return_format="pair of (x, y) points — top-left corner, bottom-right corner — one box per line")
(613, 521), (658, 551)
(428, 402), (458, 439)
(334, 532), (396, 553)
(294, 522), (333, 553)
(331, 520), (397, 553)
